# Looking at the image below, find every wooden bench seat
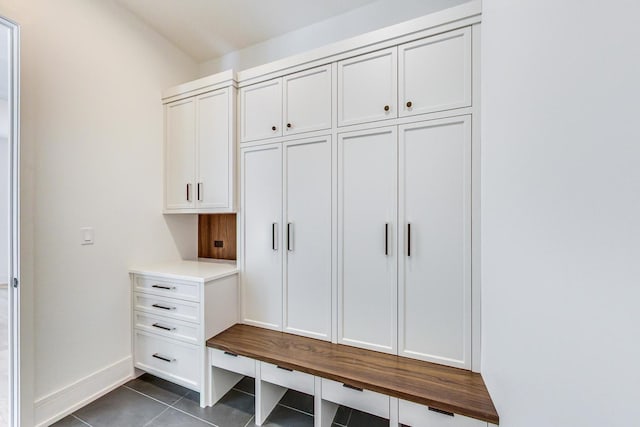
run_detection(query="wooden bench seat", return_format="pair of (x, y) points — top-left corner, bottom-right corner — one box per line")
(207, 324), (499, 425)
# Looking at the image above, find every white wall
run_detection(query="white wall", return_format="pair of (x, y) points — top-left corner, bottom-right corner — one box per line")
(0, 134), (6, 284)
(199, 0), (471, 75)
(0, 0), (199, 424)
(481, 1), (640, 426)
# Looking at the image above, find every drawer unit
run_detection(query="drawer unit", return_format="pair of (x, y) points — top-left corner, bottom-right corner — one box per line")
(260, 362), (315, 395)
(134, 292), (200, 324)
(321, 378), (390, 419)
(134, 276), (199, 302)
(134, 330), (199, 390)
(399, 399), (487, 427)
(210, 348), (256, 377)
(134, 310), (198, 344)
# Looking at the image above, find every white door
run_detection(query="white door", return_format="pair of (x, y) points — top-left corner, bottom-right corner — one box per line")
(337, 47), (397, 127)
(241, 144), (283, 330)
(399, 28), (471, 118)
(165, 98), (196, 210)
(240, 79), (283, 142)
(283, 65), (332, 136)
(283, 136), (332, 341)
(398, 116), (471, 369)
(196, 88), (232, 211)
(338, 127), (397, 354)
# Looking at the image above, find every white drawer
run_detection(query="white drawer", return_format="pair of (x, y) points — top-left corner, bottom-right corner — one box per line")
(260, 362), (314, 395)
(321, 378), (389, 419)
(399, 399), (487, 427)
(134, 330), (199, 390)
(134, 310), (199, 344)
(210, 348), (256, 377)
(134, 292), (200, 324)
(134, 275), (200, 302)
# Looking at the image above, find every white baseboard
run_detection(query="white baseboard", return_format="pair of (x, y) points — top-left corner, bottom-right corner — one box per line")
(34, 356), (134, 427)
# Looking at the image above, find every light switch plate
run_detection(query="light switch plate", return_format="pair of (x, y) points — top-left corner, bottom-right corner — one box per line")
(80, 227), (94, 245)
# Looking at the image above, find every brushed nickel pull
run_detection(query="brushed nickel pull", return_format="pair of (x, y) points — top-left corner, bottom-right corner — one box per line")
(152, 353), (175, 363)
(152, 303), (176, 311)
(152, 284), (175, 290)
(152, 323), (176, 331)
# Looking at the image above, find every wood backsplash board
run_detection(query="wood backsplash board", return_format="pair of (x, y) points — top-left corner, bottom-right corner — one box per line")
(198, 214), (237, 260)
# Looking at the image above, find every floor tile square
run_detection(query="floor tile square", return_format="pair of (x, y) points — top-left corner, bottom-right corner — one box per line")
(147, 408), (212, 427)
(250, 404), (314, 427)
(278, 389), (314, 415)
(125, 373), (190, 405)
(332, 406), (351, 426)
(172, 389), (254, 426)
(50, 415), (89, 427)
(232, 376), (255, 395)
(346, 409), (388, 427)
(74, 386), (167, 427)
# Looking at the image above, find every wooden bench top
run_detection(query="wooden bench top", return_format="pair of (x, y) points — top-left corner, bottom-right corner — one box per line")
(207, 324), (499, 424)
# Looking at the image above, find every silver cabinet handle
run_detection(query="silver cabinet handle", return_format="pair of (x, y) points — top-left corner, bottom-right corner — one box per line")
(287, 223), (293, 251)
(152, 353), (175, 363)
(152, 323), (176, 331)
(152, 284), (175, 290)
(272, 223), (278, 251)
(151, 303), (176, 311)
(385, 223), (389, 255)
(407, 223), (411, 257)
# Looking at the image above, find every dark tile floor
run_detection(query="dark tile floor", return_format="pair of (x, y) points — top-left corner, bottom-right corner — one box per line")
(52, 374), (390, 427)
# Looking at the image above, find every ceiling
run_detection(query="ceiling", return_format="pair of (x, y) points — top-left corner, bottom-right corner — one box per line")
(115, 0), (379, 62)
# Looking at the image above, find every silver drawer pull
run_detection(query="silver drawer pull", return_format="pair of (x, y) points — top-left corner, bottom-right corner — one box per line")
(429, 407), (454, 417)
(151, 303), (176, 311)
(152, 353), (175, 363)
(342, 383), (363, 392)
(152, 323), (176, 331)
(152, 284), (176, 290)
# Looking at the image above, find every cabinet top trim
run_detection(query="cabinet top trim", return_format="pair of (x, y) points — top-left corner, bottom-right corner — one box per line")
(162, 69), (237, 103)
(236, 0), (481, 87)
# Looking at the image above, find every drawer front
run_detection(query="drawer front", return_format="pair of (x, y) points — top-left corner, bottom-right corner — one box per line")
(321, 378), (389, 419)
(134, 330), (199, 390)
(210, 348), (256, 377)
(260, 362), (314, 395)
(134, 275), (200, 302)
(399, 399), (487, 427)
(134, 311), (199, 344)
(134, 292), (200, 324)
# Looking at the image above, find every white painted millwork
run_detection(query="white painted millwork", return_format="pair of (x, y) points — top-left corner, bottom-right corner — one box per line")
(130, 261), (238, 407)
(209, 349), (256, 377)
(399, 27), (471, 117)
(398, 116), (472, 369)
(321, 378), (390, 419)
(398, 399), (488, 427)
(241, 144), (283, 330)
(164, 82), (236, 213)
(283, 136), (332, 340)
(260, 362), (315, 395)
(337, 47), (397, 127)
(240, 79), (283, 142)
(283, 65), (332, 136)
(338, 127), (397, 354)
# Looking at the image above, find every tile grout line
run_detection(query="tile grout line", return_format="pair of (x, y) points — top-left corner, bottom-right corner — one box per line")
(242, 415), (255, 427)
(231, 387), (255, 398)
(70, 414), (92, 427)
(276, 402), (314, 418)
(122, 385), (174, 407)
(165, 403), (219, 427)
(142, 406), (171, 427)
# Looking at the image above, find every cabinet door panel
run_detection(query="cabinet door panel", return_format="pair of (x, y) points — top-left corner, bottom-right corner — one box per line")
(399, 28), (471, 117)
(398, 117), (471, 369)
(283, 136), (332, 341)
(197, 88), (232, 210)
(241, 145), (283, 330)
(338, 48), (397, 127)
(283, 65), (332, 135)
(338, 127), (397, 354)
(240, 79), (282, 142)
(165, 98), (196, 210)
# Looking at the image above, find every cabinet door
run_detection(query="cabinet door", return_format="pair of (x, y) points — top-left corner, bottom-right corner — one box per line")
(165, 98), (196, 210)
(241, 144), (283, 330)
(399, 28), (471, 118)
(196, 88), (234, 211)
(398, 117), (471, 369)
(283, 65), (332, 136)
(337, 47), (397, 127)
(338, 127), (397, 354)
(283, 136), (332, 341)
(240, 79), (283, 142)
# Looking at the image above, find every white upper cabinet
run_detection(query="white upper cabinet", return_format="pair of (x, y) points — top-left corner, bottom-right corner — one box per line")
(165, 98), (196, 210)
(338, 127), (397, 354)
(164, 84), (236, 214)
(398, 116), (472, 369)
(337, 47), (397, 127)
(240, 79), (283, 142)
(399, 27), (471, 117)
(283, 65), (332, 136)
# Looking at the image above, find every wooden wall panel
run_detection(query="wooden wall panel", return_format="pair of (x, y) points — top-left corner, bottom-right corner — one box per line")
(198, 214), (237, 260)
